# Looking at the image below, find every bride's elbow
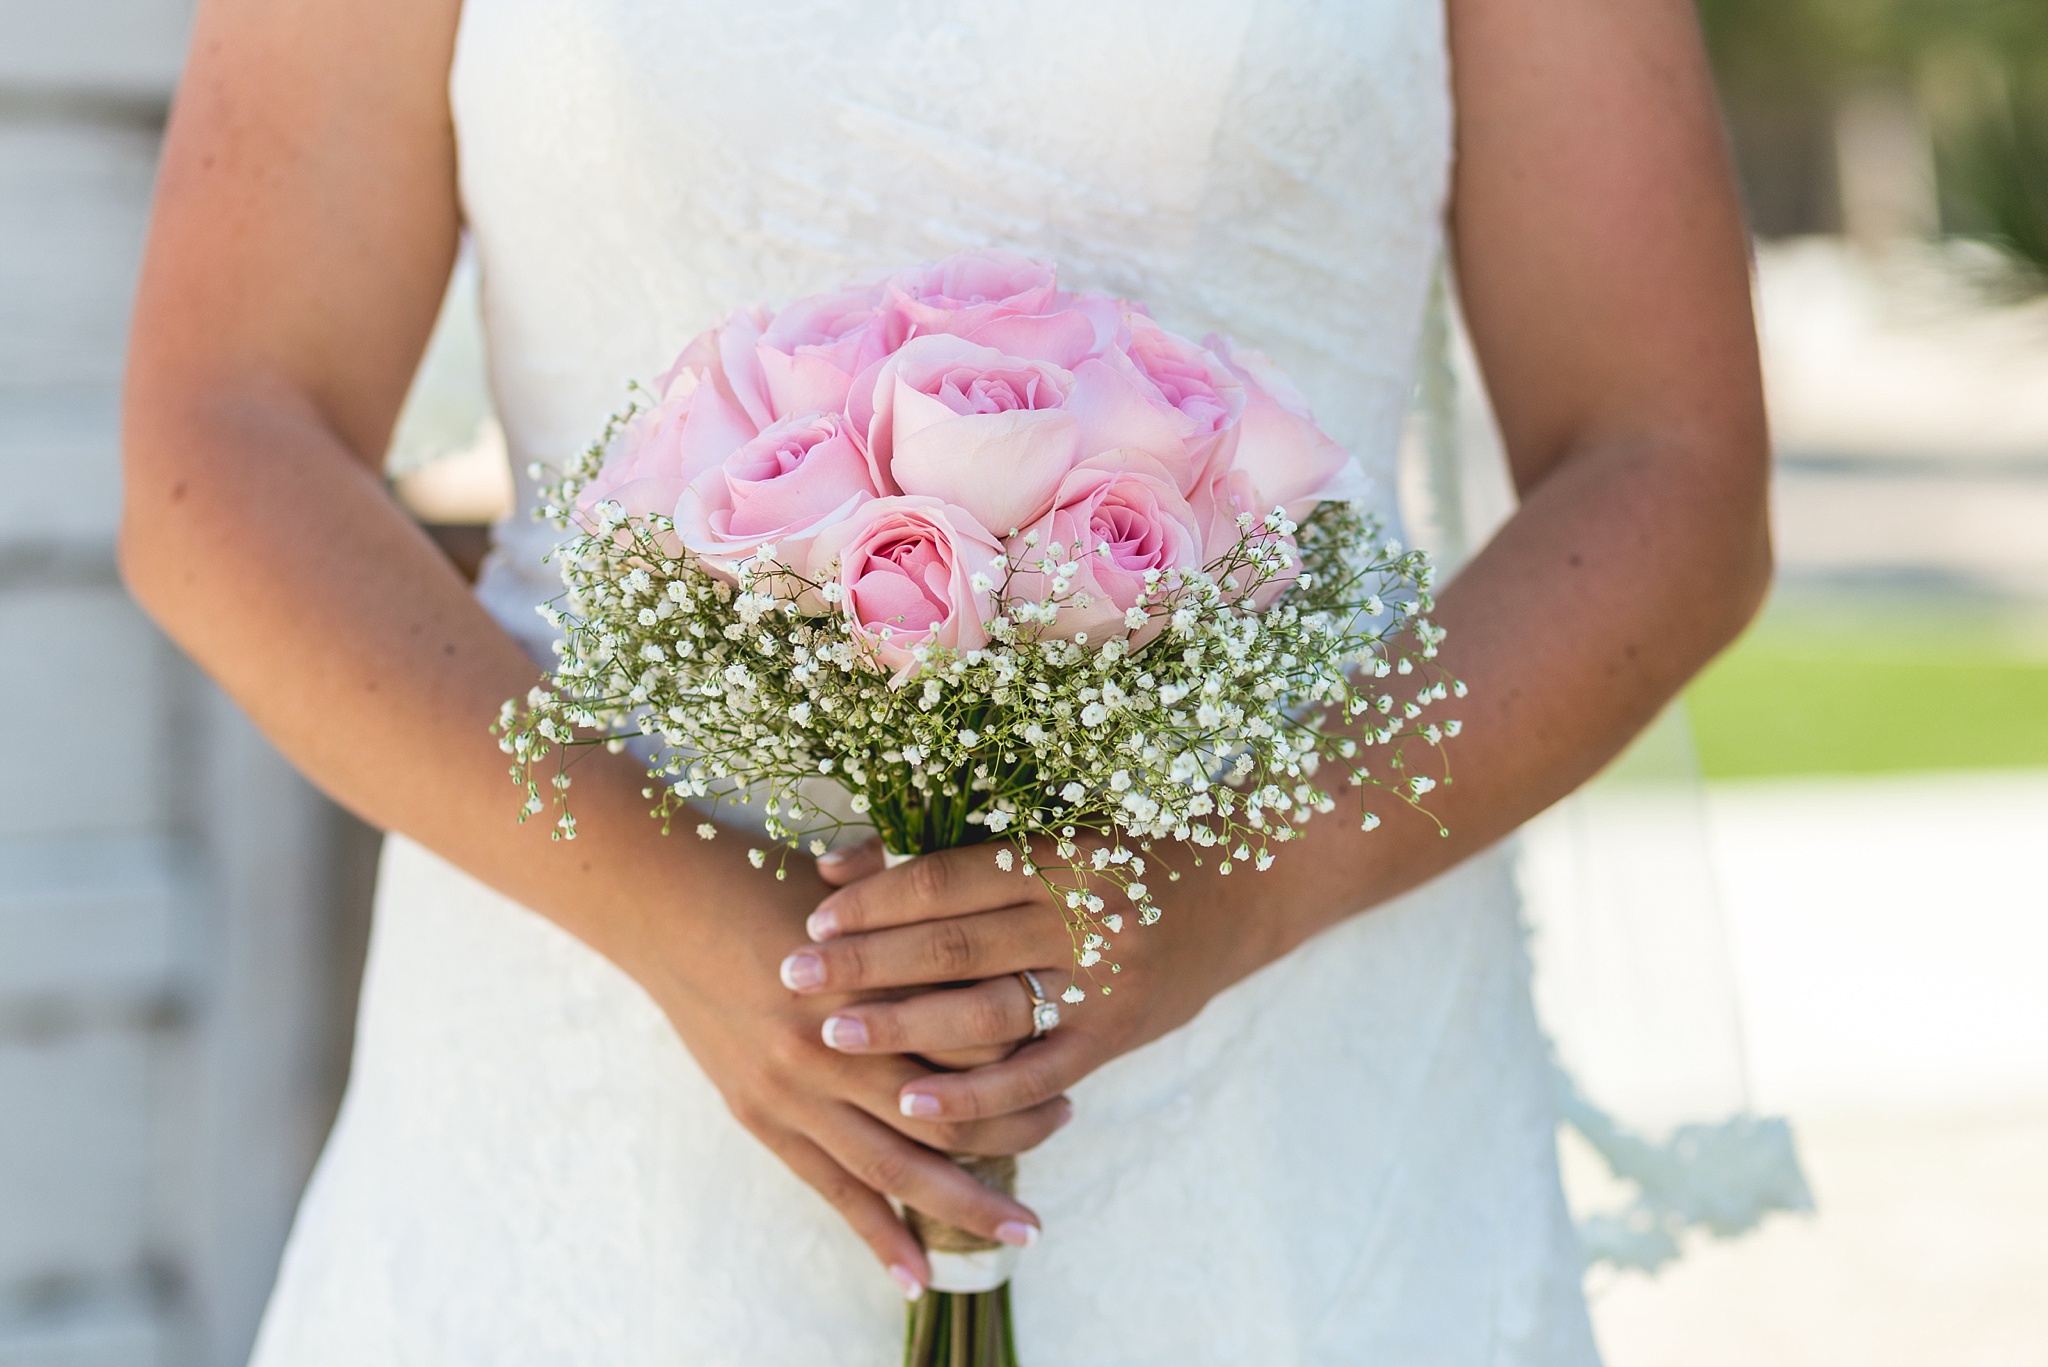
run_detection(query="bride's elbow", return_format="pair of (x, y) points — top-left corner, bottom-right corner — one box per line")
(1728, 503), (1774, 638)
(1700, 421), (1775, 653)
(116, 387), (193, 622)
(116, 362), (259, 627)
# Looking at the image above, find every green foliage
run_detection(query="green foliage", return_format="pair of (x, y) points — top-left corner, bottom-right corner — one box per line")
(1686, 600), (2048, 778)
(1699, 0), (2048, 91)
(1936, 68), (2048, 280)
(1699, 0), (2048, 277)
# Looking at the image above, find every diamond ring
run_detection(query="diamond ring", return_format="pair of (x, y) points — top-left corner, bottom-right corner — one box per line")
(1017, 969), (1060, 1038)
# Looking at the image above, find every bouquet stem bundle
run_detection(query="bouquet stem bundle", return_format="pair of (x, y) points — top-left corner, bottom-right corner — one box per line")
(881, 843), (1020, 1366)
(903, 1154), (1020, 1367)
(905, 1283), (1016, 1367)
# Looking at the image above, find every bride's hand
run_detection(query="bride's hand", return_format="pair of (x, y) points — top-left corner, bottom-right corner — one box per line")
(802, 839), (1286, 1126)
(629, 841), (1066, 1290)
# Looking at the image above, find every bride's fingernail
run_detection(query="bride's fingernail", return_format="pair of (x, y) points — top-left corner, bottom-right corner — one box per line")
(1054, 1098), (1075, 1130)
(994, 1221), (1039, 1249)
(888, 1265), (924, 1301)
(779, 952), (824, 990)
(899, 1091), (941, 1118)
(806, 907), (839, 941)
(821, 1015), (867, 1049)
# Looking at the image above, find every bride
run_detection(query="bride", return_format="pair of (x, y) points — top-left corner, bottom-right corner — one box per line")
(120, 0), (1769, 1361)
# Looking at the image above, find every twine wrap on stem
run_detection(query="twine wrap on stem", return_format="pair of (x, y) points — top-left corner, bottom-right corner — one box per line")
(900, 1150), (1023, 1364)
(910, 1155), (1021, 1294)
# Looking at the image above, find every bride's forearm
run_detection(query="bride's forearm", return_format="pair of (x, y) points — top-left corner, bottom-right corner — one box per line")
(1263, 424), (1770, 964)
(117, 383), (732, 970)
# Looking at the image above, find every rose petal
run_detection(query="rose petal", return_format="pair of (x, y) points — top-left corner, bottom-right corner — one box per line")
(757, 346), (858, 419)
(889, 379), (966, 447)
(1003, 451), (1201, 645)
(1231, 399), (1356, 512)
(892, 409), (1079, 536)
(1066, 359), (1200, 488)
(959, 309), (1099, 368)
(852, 570), (943, 633)
(715, 307), (775, 430)
(674, 414), (880, 564)
(721, 440), (873, 538)
(673, 381), (763, 483)
(806, 495), (1001, 675)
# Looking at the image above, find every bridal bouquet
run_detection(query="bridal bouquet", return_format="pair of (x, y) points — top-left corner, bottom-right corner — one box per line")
(498, 251), (1458, 1365)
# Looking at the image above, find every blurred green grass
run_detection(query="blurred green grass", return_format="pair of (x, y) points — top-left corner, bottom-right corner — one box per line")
(1687, 597), (2048, 778)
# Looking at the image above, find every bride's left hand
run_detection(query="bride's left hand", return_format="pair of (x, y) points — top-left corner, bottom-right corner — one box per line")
(796, 838), (1294, 1126)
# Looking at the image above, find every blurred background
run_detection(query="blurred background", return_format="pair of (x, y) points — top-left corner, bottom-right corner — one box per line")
(0, 1), (2043, 1364)
(1589, 4), (2048, 1364)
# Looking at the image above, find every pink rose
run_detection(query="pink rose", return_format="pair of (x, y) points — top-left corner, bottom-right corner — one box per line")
(673, 412), (877, 565)
(576, 306), (774, 524)
(754, 287), (896, 419)
(1186, 335), (1364, 608)
(573, 372), (702, 528)
(885, 249), (1108, 368)
(1007, 451), (1203, 646)
(888, 249), (1059, 335)
(1188, 457), (1267, 566)
(851, 334), (1082, 537)
(1068, 316), (1244, 491)
(1126, 316), (1240, 439)
(1186, 458), (1303, 610)
(1205, 335), (1368, 518)
(696, 304), (777, 433)
(807, 496), (1003, 676)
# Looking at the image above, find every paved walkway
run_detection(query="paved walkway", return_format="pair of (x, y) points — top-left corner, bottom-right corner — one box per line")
(1591, 770), (2048, 1367)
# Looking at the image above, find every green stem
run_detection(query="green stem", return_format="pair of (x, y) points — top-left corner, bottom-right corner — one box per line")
(950, 1294), (970, 1363)
(902, 1288), (1016, 1367)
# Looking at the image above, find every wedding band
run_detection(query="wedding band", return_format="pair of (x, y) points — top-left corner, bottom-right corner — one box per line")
(1017, 969), (1060, 1038)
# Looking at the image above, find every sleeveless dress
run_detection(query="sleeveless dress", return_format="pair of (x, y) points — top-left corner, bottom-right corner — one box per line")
(250, 2), (1602, 1362)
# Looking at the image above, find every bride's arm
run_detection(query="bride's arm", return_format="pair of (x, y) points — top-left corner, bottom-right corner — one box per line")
(782, 0), (1771, 1115)
(119, 0), (1056, 1287)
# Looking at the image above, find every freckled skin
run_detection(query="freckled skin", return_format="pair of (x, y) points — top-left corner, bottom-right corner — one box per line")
(119, 0), (1768, 1282)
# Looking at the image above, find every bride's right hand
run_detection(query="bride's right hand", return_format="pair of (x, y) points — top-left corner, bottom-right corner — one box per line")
(616, 831), (1064, 1291)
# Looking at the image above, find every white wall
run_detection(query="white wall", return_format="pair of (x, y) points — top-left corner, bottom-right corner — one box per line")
(0, 6), (376, 1364)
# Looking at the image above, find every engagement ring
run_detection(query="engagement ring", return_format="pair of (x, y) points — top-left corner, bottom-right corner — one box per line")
(1017, 970), (1060, 1038)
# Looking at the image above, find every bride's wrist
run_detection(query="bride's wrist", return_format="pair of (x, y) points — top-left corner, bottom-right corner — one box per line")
(516, 754), (755, 989)
(1227, 828), (1380, 974)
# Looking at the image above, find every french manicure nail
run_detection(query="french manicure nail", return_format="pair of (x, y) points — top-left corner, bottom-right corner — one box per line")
(780, 952), (824, 990)
(1054, 1098), (1075, 1130)
(820, 1015), (868, 1049)
(899, 1091), (941, 1118)
(806, 907), (839, 941)
(994, 1221), (1039, 1249)
(888, 1264), (924, 1301)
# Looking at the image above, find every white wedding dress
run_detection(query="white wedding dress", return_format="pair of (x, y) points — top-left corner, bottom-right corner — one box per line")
(249, 2), (1603, 1362)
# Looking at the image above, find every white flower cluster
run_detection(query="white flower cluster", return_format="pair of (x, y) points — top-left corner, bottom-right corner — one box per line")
(500, 429), (1460, 982)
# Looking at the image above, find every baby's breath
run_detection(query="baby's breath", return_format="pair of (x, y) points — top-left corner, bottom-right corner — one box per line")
(497, 427), (1459, 982)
